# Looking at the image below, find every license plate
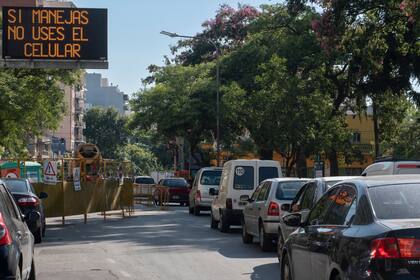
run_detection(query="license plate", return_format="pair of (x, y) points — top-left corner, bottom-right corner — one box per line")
(172, 195), (179, 199)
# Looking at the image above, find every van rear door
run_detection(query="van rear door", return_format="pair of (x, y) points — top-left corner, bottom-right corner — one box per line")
(257, 161), (282, 184)
(231, 161), (257, 210)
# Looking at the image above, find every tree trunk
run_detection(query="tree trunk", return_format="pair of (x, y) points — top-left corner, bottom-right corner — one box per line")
(296, 147), (307, 178)
(259, 148), (273, 160)
(329, 149), (339, 176)
(372, 98), (381, 158)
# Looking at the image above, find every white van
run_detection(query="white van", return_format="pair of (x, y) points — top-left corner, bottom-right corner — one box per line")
(362, 160), (420, 176)
(210, 159), (282, 232)
(188, 167), (222, 215)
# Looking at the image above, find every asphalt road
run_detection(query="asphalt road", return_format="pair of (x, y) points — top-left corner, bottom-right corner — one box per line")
(35, 206), (280, 280)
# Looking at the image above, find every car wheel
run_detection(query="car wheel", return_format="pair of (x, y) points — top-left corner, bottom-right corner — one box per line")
(188, 206), (194, 214)
(34, 227), (42, 244)
(241, 218), (253, 244)
(210, 211), (218, 229)
(282, 253), (293, 280)
(28, 259), (36, 280)
(277, 229), (285, 261)
(219, 211), (230, 233)
(42, 222), (46, 237)
(334, 274), (342, 280)
(259, 224), (273, 252)
(193, 206), (200, 216)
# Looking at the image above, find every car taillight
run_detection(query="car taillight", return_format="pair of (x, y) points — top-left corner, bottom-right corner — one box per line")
(17, 196), (39, 207)
(226, 198), (233, 209)
(267, 201), (280, 216)
(398, 238), (420, 258)
(0, 213), (12, 246)
(371, 237), (420, 259)
(195, 190), (201, 201)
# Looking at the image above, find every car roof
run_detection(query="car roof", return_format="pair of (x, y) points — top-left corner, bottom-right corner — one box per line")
(135, 176), (153, 178)
(267, 177), (311, 183)
(165, 177), (186, 180)
(200, 167), (222, 171)
(315, 176), (359, 182)
(335, 175), (420, 188)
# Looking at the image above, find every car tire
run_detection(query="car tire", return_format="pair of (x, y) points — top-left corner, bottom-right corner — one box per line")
(241, 218), (253, 244)
(219, 211), (230, 233)
(210, 211), (218, 229)
(193, 206), (200, 216)
(277, 229), (285, 261)
(34, 227), (42, 244)
(334, 274), (342, 280)
(282, 253), (293, 280)
(259, 224), (273, 252)
(28, 259), (36, 280)
(42, 222), (46, 237)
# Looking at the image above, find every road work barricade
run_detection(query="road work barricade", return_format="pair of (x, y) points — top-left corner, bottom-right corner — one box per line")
(133, 183), (156, 207)
(154, 185), (169, 210)
(23, 157), (135, 224)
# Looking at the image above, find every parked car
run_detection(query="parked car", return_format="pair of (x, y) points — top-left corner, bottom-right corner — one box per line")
(210, 160), (282, 232)
(362, 159), (420, 176)
(277, 176), (357, 257)
(242, 178), (309, 251)
(154, 178), (190, 206)
(280, 175), (420, 280)
(133, 176), (156, 200)
(189, 167), (222, 216)
(0, 179), (36, 280)
(3, 178), (47, 244)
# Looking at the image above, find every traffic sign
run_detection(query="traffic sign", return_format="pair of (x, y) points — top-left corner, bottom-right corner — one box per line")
(43, 160), (57, 185)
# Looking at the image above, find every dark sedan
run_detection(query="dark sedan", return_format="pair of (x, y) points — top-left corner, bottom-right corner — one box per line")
(3, 178), (47, 244)
(280, 175), (420, 280)
(0, 179), (36, 280)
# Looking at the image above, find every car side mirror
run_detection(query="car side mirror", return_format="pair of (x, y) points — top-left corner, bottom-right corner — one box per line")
(240, 195), (250, 202)
(283, 213), (302, 227)
(281, 203), (291, 212)
(209, 188), (219, 196)
(39, 192), (48, 199)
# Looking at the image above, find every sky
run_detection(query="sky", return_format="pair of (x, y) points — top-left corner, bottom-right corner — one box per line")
(72, 0), (270, 96)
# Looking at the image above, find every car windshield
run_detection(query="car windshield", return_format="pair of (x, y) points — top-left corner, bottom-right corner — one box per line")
(163, 179), (188, 188)
(200, 170), (221, 186)
(369, 183), (420, 219)
(276, 181), (307, 200)
(4, 180), (29, 193)
(135, 177), (155, 184)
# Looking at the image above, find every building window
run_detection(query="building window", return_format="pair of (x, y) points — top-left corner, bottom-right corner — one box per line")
(352, 132), (361, 143)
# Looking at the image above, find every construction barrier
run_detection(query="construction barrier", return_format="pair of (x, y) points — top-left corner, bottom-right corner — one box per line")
(154, 185), (169, 210)
(1, 155), (134, 224)
(133, 183), (156, 207)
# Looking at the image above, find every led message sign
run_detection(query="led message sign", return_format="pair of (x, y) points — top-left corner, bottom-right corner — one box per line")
(2, 7), (107, 61)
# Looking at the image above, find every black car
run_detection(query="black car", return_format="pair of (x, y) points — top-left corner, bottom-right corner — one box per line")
(0, 179), (36, 280)
(281, 175), (420, 280)
(3, 179), (47, 244)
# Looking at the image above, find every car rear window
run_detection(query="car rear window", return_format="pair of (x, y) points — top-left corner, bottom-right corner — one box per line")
(163, 179), (188, 188)
(258, 167), (279, 183)
(234, 166), (254, 190)
(4, 180), (28, 193)
(276, 181), (307, 200)
(369, 184), (420, 219)
(200, 170), (221, 186)
(135, 177), (155, 184)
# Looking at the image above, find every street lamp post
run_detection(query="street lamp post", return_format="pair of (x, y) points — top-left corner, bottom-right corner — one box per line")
(160, 31), (221, 167)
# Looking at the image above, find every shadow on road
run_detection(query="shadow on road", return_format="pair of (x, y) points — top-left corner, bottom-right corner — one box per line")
(250, 263), (280, 280)
(38, 206), (276, 260)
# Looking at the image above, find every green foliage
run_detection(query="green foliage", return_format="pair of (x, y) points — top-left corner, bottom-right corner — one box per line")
(0, 68), (82, 157)
(117, 144), (162, 175)
(84, 107), (128, 159)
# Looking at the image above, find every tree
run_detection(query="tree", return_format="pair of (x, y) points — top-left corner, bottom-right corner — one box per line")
(84, 107), (128, 159)
(118, 144), (162, 175)
(0, 69), (81, 157)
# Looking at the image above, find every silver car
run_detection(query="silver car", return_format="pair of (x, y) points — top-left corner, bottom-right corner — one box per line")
(241, 178), (310, 251)
(276, 176), (357, 258)
(189, 167), (222, 215)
